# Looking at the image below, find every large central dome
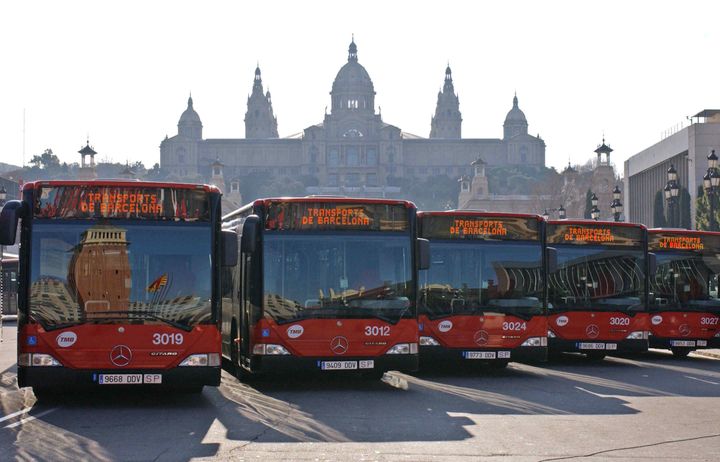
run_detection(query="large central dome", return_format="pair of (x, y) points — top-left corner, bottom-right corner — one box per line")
(330, 39), (376, 114)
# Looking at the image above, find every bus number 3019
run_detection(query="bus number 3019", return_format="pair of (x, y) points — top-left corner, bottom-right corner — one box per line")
(365, 326), (390, 336)
(153, 333), (184, 345)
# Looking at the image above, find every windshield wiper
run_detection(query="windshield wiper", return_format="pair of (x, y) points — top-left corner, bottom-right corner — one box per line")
(42, 321), (85, 332)
(85, 310), (194, 332)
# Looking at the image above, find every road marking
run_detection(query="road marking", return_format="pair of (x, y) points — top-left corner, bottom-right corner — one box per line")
(0, 407), (31, 423)
(685, 375), (719, 385)
(3, 408), (57, 429)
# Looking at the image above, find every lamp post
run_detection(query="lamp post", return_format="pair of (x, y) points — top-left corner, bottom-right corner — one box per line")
(610, 185), (623, 222)
(542, 205), (566, 220)
(665, 164), (680, 227)
(0, 186), (5, 341)
(590, 192), (600, 220)
(704, 150), (720, 231)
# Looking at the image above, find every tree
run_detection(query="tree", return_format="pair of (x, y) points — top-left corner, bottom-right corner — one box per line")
(29, 149), (60, 170)
(653, 190), (666, 228)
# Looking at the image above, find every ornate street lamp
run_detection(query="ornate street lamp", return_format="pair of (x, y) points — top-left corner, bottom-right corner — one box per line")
(542, 209), (549, 220)
(705, 150), (720, 231)
(664, 165), (682, 227)
(610, 185), (623, 222)
(589, 192), (599, 220)
(558, 205), (566, 219)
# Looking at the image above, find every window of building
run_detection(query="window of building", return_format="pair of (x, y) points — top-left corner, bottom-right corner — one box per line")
(419, 167), (428, 175)
(327, 174), (338, 186)
(328, 148), (339, 166)
(367, 173), (378, 186)
(367, 148), (378, 165)
(346, 173), (360, 186)
(348, 99), (358, 109)
(432, 167), (440, 175)
(406, 167), (414, 175)
(346, 146), (359, 166)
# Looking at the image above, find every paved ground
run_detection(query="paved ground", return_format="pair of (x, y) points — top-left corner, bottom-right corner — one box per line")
(1, 321), (719, 461)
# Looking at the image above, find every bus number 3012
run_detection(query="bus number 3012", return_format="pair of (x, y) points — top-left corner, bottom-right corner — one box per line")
(153, 333), (184, 345)
(365, 326), (390, 336)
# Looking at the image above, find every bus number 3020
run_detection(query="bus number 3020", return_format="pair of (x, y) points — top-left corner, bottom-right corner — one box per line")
(365, 326), (390, 336)
(153, 333), (184, 345)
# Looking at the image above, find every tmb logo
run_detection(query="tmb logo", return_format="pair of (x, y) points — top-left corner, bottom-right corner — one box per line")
(56, 331), (77, 348)
(287, 324), (304, 339)
(438, 320), (453, 332)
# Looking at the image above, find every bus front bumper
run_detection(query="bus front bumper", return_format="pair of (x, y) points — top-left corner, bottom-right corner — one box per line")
(17, 366), (221, 390)
(250, 354), (418, 374)
(420, 345), (547, 366)
(549, 338), (648, 354)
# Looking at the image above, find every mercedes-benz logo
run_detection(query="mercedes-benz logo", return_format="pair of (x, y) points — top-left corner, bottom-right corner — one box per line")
(586, 324), (600, 339)
(473, 330), (489, 346)
(678, 324), (691, 337)
(330, 336), (348, 355)
(110, 345), (132, 367)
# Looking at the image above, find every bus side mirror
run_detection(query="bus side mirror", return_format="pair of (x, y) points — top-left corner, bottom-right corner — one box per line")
(0, 200), (24, 245)
(221, 229), (238, 267)
(417, 238), (430, 271)
(648, 252), (657, 276)
(241, 215), (260, 254)
(546, 247), (558, 273)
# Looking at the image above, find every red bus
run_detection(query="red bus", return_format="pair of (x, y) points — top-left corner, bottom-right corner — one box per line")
(647, 229), (720, 356)
(221, 197), (429, 377)
(417, 212), (547, 368)
(546, 220), (649, 359)
(0, 180), (236, 395)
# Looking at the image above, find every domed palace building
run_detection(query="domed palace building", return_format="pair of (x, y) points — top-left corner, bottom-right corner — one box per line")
(160, 39), (546, 200)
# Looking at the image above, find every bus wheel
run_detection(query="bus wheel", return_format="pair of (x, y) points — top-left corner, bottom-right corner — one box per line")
(230, 320), (240, 377)
(671, 347), (692, 358)
(585, 352), (606, 361)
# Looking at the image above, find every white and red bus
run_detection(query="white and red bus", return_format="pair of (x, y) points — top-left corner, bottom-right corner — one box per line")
(545, 220), (649, 359)
(0, 180), (236, 396)
(647, 229), (720, 356)
(221, 197), (429, 377)
(417, 212), (547, 368)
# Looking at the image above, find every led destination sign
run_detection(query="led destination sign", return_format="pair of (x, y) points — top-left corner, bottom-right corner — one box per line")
(35, 185), (210, 221)
(649, 232), (720, 252)
(421, 215), (539, 241)
(264, 202), (408, 231)
(546, 223), (643, 247)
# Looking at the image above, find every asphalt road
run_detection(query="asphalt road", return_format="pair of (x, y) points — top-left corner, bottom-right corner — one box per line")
(1, 322), (719, 461)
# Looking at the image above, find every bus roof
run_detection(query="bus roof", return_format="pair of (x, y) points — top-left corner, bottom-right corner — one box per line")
(251, 196), (416, 208)
(548, 219), (646, 230)
(23, 180), (220, 194)
(418, 210), (543, 220)
(648, 228), (720, 237)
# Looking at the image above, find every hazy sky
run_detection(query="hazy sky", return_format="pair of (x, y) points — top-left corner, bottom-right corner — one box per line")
(2, 0), (719, 173)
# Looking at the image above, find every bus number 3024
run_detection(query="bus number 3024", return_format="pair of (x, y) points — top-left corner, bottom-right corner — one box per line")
(153, 333), (184, 345)
(365, 326), (390, 336)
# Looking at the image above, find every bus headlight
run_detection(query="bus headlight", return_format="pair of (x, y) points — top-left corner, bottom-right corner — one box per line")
(547, 330), (557, 338)
(521, 337), (547, 347)
(419, 336), (440, 346)
(19, 353), (62, 367)
(715, 332), (720, 338)
(252, 344), (291, 355)
(386, 343), (418, 354)
(179, 353), (221, 366)
(625, 331), (649, 340)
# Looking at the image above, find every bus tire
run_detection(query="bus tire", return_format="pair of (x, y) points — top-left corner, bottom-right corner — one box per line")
(585, 352), (606, 361)
(32, 388), (60, 403)
(671, 347), (692, 358)
(230, 320), (240, 377)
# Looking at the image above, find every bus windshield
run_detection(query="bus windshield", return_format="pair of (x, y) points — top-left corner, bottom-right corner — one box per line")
(651, 250), (720, 312)
(29, 221), (212, 330)
(548, 246), (645, 312)
(262, 233), (413, 324)
(420, 241), (543, 319)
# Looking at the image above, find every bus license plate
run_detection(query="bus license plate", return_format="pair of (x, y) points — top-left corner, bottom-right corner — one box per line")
(578, 343), (605, 350)
(321, 361), (358, 370)
(605, 343), (617, 350)
(465, 351), (496, 359)
(697, 340), (707, 347)
(99, 374), (143, 385)
(671, 340), (696, 347)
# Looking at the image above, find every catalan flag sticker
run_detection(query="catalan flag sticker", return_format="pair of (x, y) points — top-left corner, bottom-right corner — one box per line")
(147, 274), (168, 292)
